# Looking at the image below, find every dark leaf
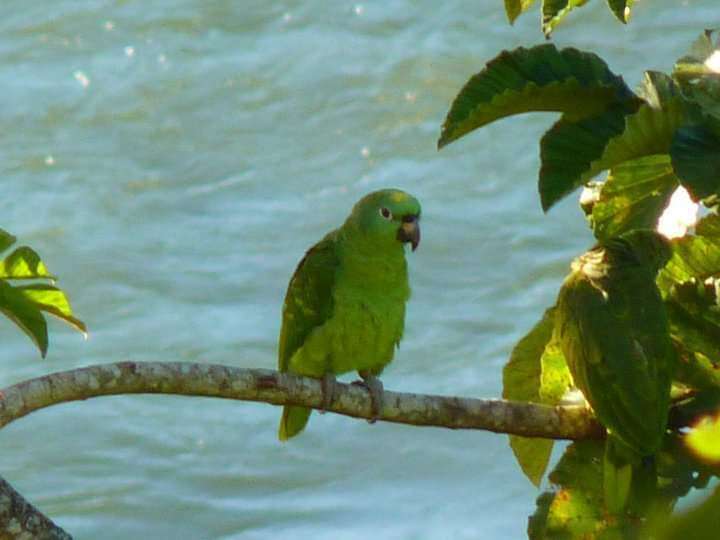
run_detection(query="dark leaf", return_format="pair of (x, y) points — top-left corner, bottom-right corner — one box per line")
(0, 229), (16, 254)
(606, 0), (632, 24)
(0, 281), (48, 357)
(438, 44), (638, 148)
(671, 121), (720, 202)
(541, 0), (588, 37)
(539, 105), (629, 211)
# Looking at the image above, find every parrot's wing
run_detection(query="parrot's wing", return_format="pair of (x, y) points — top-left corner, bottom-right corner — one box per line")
(560, 269), (674, 454)
(278, 231), (340, 372)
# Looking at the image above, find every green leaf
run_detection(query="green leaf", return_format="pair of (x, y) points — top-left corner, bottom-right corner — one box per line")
(539, 341), (572, 404)
(582, 72), (687, 183)
(606, 0), (632, 23)
(539, 105), (629, 211)
(542, 0), (589, 37)
(0, 281), (48, 357)
(530, 441), (639, 539)
(656, 486), (720, 540)
(0, 246), (54, 280)
(0, 229), (16, 254)
(673, 29), (719, 83)
(438, 44), (638, 148)
(503, 308), (568, 486)
(591, 155), (678, 241)
(671, 120), (720, 202)
(16, 284), (87, 336)
(658, 214), (720, 291)
(665, 281), (720, 369)
(540, 72), (685, 212)
(505, 0), (537, 24)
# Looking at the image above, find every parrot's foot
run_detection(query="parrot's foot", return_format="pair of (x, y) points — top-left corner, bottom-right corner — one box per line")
(353, 371), (384, 423)
(318, 373), (338, 414)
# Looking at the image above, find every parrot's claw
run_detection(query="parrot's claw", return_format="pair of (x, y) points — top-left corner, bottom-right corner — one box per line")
(319, 373), (338, 414)
(353, 372), (384, 423)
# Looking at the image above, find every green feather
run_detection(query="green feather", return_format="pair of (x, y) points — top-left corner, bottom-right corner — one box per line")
(555, 230), (676, 510)
(277, 189), (421, 440)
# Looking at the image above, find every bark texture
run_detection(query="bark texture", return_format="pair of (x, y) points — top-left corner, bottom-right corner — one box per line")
(0, 361), (605, 440)
(0, 477), (71, 540)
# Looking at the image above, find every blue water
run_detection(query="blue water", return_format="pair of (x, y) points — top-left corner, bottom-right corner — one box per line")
(0, 1), (715, 538)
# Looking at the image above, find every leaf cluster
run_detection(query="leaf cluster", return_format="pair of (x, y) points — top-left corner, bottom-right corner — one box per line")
(0, 229), (85, 357)
(504, 0), (634, 37)
(441, 29), (720, 537)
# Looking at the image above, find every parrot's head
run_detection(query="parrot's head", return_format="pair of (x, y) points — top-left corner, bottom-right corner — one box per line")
(348, 189), (421, 252)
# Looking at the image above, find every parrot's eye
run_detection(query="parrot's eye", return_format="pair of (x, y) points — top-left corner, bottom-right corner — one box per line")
(379, 207), (392, 220)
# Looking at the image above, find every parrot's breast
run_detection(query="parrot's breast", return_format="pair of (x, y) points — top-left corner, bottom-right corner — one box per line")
(326, 288), (406, 374)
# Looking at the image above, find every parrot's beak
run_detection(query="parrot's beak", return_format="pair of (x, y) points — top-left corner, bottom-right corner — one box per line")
(397, 215), (420, 251)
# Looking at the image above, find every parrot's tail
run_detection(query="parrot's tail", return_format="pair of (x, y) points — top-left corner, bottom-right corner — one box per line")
(278, 405), (312, 441)
(603, 435), (638, 513)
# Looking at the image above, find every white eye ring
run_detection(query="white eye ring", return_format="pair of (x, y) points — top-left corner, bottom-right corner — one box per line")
(379, 207), (392, 220)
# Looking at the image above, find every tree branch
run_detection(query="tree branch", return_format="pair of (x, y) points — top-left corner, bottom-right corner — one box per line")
(0, 361), (605, 440)
(0, 476), (71, 540)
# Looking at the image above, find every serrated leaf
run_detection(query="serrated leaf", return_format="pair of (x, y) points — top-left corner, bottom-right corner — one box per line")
(658, 214), (720, 291)
(0, 246), (54, 280)
(16, 284), (87, 336)
(438, 44), (637, 148)
(542, 0), (589, 37)
(0, 281), (48, 357)
(505, 0), (537, 24)
(665, 281), (720, 368)
(673, 30), (720, 120)
(530, 441), (639, 539)
(539, 105), (629, 211)
(581, 74), (687, 184)
(0, 229), (16, 254)
(504, 308), (562, 486)
(591, 155), (678, 241)
(671, 121), (720, 202)
(606, 0), (632, 23)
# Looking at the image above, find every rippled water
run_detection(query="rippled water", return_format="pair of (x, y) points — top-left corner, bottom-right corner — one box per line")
(0, 1), (715, 538)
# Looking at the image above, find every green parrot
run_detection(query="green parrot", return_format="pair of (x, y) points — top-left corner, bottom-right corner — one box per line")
(278, 189), (421, 441)
(554, 229), (676, 512)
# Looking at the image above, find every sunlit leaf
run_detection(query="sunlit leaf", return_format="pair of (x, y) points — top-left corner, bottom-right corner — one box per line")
(530, 441), (639, 539)
(606, 0), (632, 23)
(16, 284), (87, 336)
(503, 308), (557, 486)
(0, 229), (16, 253)
(505, 0), (537, 23)
(0, 246), (54, 280)
(539, 342), (572, 404)
(591, 156), (678, 241)
(0, 281), (48, 357)
(658, 214), (720, 291)
(503, 310), (571, 487)
(438, 44), (638, 148)
(685, 412), (720, 464)
(541, 0), (588, 37)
